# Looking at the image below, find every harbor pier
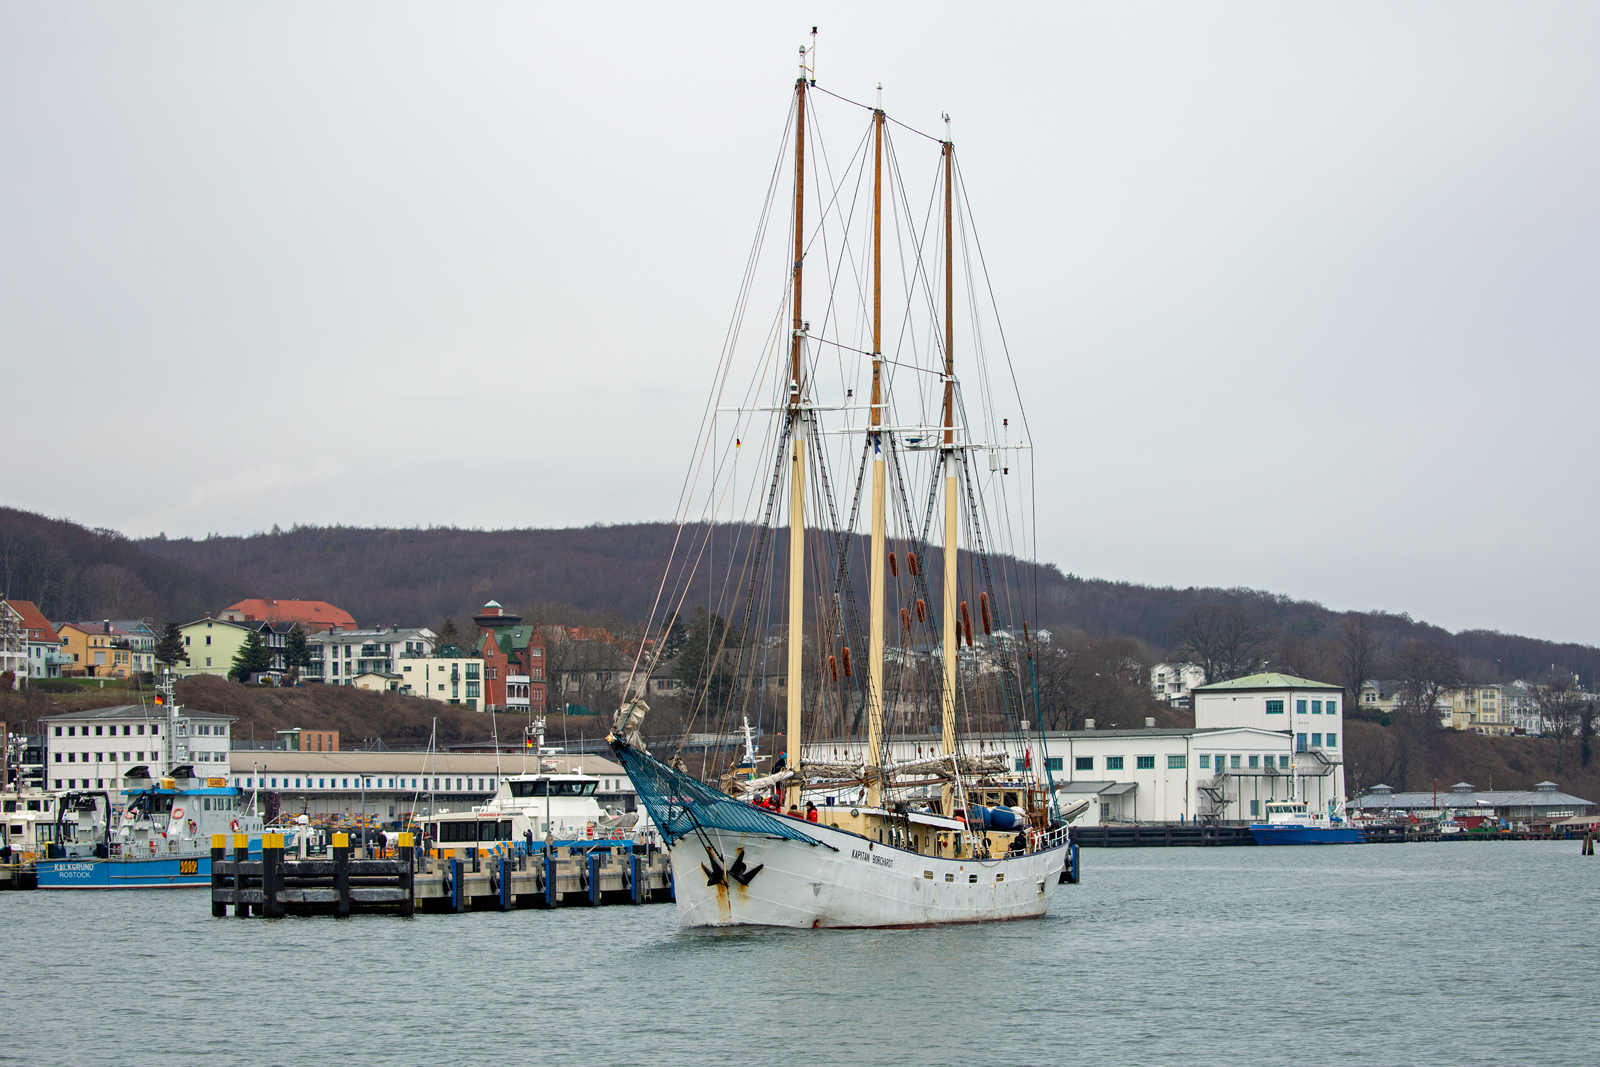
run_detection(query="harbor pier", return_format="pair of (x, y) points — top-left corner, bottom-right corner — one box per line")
(209, 833), (673, 917)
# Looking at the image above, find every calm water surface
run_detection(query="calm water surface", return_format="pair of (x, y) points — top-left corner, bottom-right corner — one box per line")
(4, 841), (1595, 1066)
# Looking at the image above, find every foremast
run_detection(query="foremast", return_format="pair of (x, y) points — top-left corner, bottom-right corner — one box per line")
(784, 47), (810, 812)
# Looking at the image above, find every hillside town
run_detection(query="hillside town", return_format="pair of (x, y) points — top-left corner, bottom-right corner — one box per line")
(5, 592), (1597, 839)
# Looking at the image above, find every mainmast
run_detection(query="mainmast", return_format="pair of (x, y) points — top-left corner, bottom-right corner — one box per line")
(865, 87), (887, 808)
(939, 118), (960, 808)
(784, 47), (809, 812)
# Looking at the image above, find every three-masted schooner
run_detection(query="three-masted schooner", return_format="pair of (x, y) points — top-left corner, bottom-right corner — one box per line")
(608, 42), (1073, 928)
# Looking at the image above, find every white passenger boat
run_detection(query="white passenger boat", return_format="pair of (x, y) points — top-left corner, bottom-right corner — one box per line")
(413, 770), (623, 854)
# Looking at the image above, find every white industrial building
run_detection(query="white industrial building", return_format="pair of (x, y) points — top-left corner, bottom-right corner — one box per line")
(224, 750), (636, 825)
(807, 672), (1346, 825)
(43, 705), (235, 791)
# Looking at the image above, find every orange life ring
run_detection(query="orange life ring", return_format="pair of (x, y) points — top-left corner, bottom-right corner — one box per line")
(171, 806), (185, 822)
(230, 819), (241, 833)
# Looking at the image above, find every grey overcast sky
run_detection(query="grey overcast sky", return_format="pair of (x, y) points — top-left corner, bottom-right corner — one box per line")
(2, 3), (1597, 644)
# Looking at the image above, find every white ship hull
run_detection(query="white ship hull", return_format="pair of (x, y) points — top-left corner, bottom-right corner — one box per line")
(672, 820), (1069, 928)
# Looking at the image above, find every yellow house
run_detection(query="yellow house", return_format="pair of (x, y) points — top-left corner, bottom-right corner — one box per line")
(1441, 685), (1513, 735)
(56, 622), (141, 679)
(175, 616), (253, 678)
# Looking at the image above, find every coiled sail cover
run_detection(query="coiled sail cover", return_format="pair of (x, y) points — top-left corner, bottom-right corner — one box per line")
(610, 740), (823, 849)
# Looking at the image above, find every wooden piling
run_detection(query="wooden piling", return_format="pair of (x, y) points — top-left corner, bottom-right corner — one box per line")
(210, 835), (227, 917)
(398, 833), (415, 917)
(233, 834), (251, 917)
(332, 833), (350, 918)
(262, 833), (285, 918)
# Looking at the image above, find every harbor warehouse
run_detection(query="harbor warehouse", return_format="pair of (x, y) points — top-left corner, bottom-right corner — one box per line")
(807, 672), (1346, 825)
(226, 751), (636, 824)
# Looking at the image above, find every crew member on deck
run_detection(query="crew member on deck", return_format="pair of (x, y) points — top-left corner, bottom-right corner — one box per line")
(805, 802), (819, 822)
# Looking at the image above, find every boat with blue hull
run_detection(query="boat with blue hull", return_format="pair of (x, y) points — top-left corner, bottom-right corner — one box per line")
(35, 770), (264, 889)
(1249, 801), (1364, 845)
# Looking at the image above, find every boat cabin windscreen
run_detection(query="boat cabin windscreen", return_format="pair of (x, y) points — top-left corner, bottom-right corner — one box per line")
(434, 819), (515, 843)
(508, 780), (596, 798)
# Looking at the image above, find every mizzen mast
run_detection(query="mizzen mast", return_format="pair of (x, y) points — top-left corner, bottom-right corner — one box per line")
(865, 86), (887, 808)
(784, 46), (810, 812)
(939, 117), (960, 809)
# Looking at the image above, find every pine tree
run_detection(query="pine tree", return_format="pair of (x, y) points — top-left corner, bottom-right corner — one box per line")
(437, 617), (460, 653)
(155, 622), (188, 668)
(230, 630), (272, 683)
(284, 625), (309, 670)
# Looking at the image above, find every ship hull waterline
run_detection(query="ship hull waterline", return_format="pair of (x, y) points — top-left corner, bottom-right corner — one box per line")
(1247, 825), (1365, 845)
(671, 820), (1070, 928)
(34, 854), (230, 889)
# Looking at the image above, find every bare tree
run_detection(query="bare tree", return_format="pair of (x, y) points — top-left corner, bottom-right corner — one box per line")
(1029, 635), (1158, 731)
(1276, 635), (1339, 684)
(1338, 617), (1381, 707)
(1345, 725), (1400, 796)
(1534, 677), (1583, 774)
(1395, 640), (1462, 724)
(1581, 699), (1596, 769)
(1170, 606), (1272, 684)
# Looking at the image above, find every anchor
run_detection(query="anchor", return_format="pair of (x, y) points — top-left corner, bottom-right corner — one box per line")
(727, 848), (763, 887)
(702, 845), (726, 887)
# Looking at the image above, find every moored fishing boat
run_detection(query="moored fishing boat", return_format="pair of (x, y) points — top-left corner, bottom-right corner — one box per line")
(608, 38), (1073, 927)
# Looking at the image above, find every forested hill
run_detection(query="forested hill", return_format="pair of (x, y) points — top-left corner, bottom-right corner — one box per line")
(2, 507), (1591, 688)
(132, 520), (1599, 687)
(0, 507), (242, 623)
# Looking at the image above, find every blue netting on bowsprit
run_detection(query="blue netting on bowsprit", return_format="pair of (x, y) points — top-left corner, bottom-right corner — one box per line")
(611, 740), (821, 848)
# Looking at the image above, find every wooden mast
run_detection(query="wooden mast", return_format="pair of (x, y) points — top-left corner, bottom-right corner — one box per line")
(865, 89), (886, 808)
(939, 119), (959, 812)
(784, 50), (808, 812)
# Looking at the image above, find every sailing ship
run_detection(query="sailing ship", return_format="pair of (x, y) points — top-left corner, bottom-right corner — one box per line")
(607, 40), (1074, 927)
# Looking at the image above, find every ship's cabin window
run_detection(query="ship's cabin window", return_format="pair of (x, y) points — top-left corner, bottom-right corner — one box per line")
(511, 779), (595, 797)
